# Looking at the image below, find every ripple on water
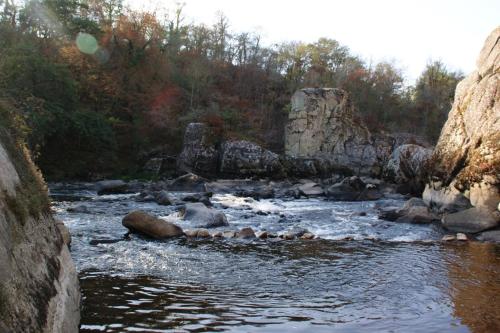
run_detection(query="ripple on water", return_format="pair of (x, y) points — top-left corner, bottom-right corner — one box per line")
(51, 187), (500, 332)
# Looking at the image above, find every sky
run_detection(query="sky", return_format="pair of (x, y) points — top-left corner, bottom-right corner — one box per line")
(128, 0), (500, 83)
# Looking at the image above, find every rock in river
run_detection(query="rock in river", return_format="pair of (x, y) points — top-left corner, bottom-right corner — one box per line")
(122, 210), (184, 239)
(442, 207), (500, 233)
(180, 202), (229, 228)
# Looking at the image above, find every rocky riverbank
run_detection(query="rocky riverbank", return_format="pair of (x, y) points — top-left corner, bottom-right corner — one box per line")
(0, 110), (80, 332)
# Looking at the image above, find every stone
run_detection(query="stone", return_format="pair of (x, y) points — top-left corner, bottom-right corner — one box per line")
(298, 182), (324, 197)
(236, 186), (275, 200)
(122, 210), (184, 239)
(469, 177), (500, 211)
(184, 229), (198, 237)
(55, 220), (72, 246)
(196, 229), (211, 238)
(378, 206), (403, 221)
(476, 230), (500, 243)
(456, 233), (468, 241)
(423, 181), (472, 213)
(300, 232), (315, 240)
(378, 198), (438, 224)
(384, 144), (432, 195)
(181, 192), (212, 206)
(223, 231), (237, 238)
(395, 206), (439, 224)
(326, 176), (380, 201)
(95, 179), (128, 195)
(442, 207), (500, 233)
(442, 235), (456, 242)
(155, 190), (174, 206)
(282, 233), (295, 240)
(212, 231), (223, 238)
(426, 27), (500, 216)
(168, 173), (207, 192)
(285, 88), (385, 176)
(237, 227), (256, 239)
(181, 202), (229, 228)
(219, 140), (285, 178)
(256, 231), (268, 239)
(177, 123), (219, 177)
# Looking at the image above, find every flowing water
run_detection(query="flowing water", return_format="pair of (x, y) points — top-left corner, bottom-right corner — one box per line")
(51, 184), (500, 333)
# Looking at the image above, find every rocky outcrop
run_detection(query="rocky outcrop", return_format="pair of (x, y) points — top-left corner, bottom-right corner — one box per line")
(219, 140), (285, 178)
(285, 88), (384, 176)
(384, 144), (432, 195)
(0, 116), (80, 332)
(424, 27), (500, 217)
(177, 123), (286, 179)
(177, 123), (219, 177)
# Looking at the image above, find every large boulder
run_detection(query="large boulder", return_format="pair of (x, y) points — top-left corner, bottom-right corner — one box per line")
(384, 144), (433, 195)
(442, 207), (500, 233)
(425, 27), (500, 214)
(122, 210), (184, 239)
(285, 88), (385, 176)
(219, 140), (285, 178)
(0, 119), (80, 332)
(177, 123), (219, 177)
(180, 202), (229, 228)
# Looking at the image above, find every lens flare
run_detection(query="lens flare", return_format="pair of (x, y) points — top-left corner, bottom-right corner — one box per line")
(76, 33), (98, 55)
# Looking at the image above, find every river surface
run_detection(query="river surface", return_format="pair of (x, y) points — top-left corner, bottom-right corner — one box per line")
(50, 184), (500, 333)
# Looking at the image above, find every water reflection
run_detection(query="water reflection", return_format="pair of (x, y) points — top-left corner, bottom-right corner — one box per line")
(447, 243), (500, 333)
(77, 240), (500, 333)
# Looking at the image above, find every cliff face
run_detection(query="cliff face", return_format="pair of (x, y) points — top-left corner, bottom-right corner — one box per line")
(424, 27), (500, 213)
(285, 88), (389, 176)
(0, 107), (80, 332)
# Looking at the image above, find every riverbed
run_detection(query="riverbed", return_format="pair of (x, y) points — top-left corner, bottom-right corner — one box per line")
(51, 184), (500, 333)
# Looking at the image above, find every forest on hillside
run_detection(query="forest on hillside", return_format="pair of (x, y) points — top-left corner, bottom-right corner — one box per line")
(0, 0), (464, 179)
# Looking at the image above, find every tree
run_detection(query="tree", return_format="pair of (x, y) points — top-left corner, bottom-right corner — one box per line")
(413, 61), (463, 141)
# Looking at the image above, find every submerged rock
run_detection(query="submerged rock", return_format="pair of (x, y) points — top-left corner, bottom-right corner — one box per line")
(122, 210), (184, 239)
(181, 202), (229, 228)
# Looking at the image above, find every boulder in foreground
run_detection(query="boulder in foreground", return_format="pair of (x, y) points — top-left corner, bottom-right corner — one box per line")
(123, 210), (184, 239)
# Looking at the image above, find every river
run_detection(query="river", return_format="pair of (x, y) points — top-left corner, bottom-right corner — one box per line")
(50, 184), (500, 333)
